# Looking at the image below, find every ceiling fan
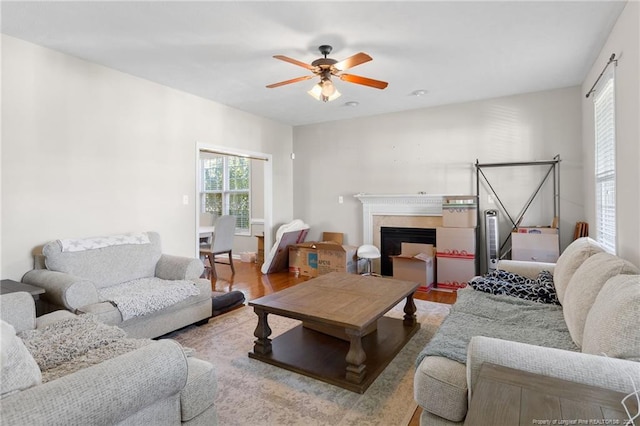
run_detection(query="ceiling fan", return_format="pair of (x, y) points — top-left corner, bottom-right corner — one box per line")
(266, 45), (388, 102)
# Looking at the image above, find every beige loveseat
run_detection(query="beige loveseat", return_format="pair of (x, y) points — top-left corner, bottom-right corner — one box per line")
(22, 232), (212, 338)
(0, 292), (217, 425)
(414, 237), (640, 425)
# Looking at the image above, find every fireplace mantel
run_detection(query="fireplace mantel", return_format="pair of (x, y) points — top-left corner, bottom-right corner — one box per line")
(354, 194), (445, 245)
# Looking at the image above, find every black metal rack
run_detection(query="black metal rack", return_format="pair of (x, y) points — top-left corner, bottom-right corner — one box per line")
(475, 155), (561, 266)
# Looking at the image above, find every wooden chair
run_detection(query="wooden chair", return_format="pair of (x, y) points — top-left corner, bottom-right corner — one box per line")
(200, 215), (236, 280)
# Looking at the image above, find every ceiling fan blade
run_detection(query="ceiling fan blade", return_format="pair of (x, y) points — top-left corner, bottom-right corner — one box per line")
(266, 75), (314, 88)
(334, 52), (372, 71)
(339, 74), (388, 89)
(273, 55), (316, 71)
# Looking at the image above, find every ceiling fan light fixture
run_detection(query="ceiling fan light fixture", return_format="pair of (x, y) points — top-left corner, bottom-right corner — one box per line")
(321, 79), (336, 97)
(308, 80), (341, 102)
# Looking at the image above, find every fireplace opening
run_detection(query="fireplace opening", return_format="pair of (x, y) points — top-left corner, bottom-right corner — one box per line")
(380, 227), (436, 276)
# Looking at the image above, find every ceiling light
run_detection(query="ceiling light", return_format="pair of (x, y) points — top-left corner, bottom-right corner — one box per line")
(308, 79), (341, 102)
(412, 89), (428, 96)
(345, 101), (359, 107)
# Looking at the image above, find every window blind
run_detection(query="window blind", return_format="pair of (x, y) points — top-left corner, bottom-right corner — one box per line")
(593, 69), (616, 254)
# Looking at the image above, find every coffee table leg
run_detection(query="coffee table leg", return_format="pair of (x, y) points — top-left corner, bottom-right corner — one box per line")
(252, 308), (272, 355)
(403, 294), (417, 326)
(345, 329), (366, 384)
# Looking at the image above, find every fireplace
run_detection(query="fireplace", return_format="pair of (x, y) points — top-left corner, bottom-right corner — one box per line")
(380, 227), (436, 276)
(355, 194), (445, 275)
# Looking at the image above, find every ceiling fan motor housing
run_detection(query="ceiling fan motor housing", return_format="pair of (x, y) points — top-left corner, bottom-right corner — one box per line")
(318, 45), (333, 56)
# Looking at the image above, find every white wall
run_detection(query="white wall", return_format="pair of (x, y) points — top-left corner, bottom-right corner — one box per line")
(293, 87), (583, 254)
(1, 35), (294, 280)
(581, 1), (639, 267)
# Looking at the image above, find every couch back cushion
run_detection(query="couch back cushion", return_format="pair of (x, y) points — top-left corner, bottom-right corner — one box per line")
(43, 232), (162, 289)
(554, 237), (604, 304)
(563, 252), (639, 347)
(1, 320), (42, 398)
(582, 275), (640, 361)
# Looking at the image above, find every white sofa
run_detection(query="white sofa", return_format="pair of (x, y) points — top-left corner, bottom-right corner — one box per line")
(0, 291), (217, 425)
(414, 237), (640, 425)
(22, 232), (212, 338)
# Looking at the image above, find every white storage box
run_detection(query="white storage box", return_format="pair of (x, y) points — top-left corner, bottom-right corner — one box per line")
(436, 227), (476, 258)
(436, 257), (475, 290)
(240, 252), (257, 263)
(511, 233), (559, 262)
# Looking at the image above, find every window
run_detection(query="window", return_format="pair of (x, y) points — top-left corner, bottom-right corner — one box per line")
(201, 155), (250, 234)
(593, 69), (616, 254)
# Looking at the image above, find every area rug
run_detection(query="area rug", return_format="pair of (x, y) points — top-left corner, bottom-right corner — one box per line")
(163, 299), (450, 426)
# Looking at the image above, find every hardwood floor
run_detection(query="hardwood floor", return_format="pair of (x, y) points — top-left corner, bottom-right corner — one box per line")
(210, 260), (457, 305)
(209, 261), (456, 426)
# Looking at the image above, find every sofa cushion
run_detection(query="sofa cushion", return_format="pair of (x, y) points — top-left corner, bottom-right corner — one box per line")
(0, 320), (42, 398)
(553, 237), (604, 304)
(43, 232), (162, 288)
(414, 356), (467, 422)
(563, 253), (639, 347)
(582, 275), (640, 361)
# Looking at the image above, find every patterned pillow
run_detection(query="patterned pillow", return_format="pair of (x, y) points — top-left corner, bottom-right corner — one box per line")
(469, 269), (559, 304)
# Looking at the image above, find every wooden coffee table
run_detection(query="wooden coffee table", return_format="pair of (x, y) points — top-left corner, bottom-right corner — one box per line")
(248, 272), (420, 393)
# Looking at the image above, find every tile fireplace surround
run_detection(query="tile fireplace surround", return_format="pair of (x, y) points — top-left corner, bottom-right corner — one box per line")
(354, 194), (446, 248)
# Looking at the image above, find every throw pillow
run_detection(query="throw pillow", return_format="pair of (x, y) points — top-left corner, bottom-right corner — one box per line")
(553, 237), (604, 304)
(562, 253), (639, 347)
(469, 269), (559, 304)
(582, 275), (640, 361)
(0, 320), (42, 398)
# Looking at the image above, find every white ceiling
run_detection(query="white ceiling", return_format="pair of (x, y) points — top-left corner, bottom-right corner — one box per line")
(1, 1), (626, 127)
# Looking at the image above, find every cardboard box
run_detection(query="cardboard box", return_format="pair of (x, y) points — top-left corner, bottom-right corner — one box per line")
(442, 196), (478, 228)
(255, 234), (264, 264)
(436, 227), (476, 259)
(289, 242), (358, 277)
(511, 233), (559, 263)
(391, 243), (435, 292)
(515, 226), (558, 234)
(444, 195), (477, 205)
(317, 243), (358, 275)
(436, 257), (476, 290)
(322, 232), (344, 244)
(263, 228), (309, 274)
(289, 243), (318, 277)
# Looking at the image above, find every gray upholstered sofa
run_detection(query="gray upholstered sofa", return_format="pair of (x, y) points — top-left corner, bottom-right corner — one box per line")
(0, 291), (217, 425)
(415, 237), (640, 425)
(22, 232), (212, 338)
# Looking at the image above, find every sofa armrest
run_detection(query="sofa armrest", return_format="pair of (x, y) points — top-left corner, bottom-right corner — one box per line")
(496, 259), (555, 279)
(0, 339), (189, 425)
(0, 292), (36, 332)
(21, 269), (99, 311)
(467, 336), (640, 400)
(156, 254), (204, 281)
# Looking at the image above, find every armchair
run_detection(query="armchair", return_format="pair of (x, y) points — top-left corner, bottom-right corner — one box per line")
(0, 292), (217, 425)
